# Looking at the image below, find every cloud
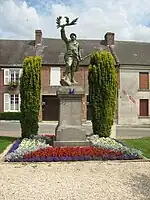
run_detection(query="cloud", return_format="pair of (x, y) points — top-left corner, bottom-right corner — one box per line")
(1, 0), (150, 41)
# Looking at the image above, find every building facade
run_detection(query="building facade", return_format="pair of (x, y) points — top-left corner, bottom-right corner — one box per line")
(113, 41), (150, 125)
(119, 66), (150, 125)
(1, 30), (150, 125)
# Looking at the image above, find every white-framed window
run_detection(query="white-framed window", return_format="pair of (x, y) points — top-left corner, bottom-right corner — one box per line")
(4, 93), (20, 112)
(10, 69), (20, 82)
(4, 68), (22, 85)
(50, 67), (61, 86)
(10, 94), (19, 111)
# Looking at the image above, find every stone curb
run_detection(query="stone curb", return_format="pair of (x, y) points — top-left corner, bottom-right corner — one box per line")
(117, 126), (150, 129)
(0, 120), (58, 124)
(0, 120), (20, 123)
(1, 159), (150, 165)
(117, 136), (143, 139)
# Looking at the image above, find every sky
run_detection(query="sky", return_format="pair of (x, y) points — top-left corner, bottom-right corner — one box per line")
(1, 0), (150, 41)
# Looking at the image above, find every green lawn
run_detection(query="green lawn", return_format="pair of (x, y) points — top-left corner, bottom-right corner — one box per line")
(122, 137), (150, 158)
(0, 136), (16, 154)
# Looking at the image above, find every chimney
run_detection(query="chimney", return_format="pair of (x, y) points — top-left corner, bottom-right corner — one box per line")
(35, 30), (42, 45)
(104, 32), (115, 45)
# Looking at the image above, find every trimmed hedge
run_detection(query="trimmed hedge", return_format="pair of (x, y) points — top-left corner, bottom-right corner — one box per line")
(20, 56), (42, 138)
(88, 50), (117, 137)
(0, 112), (21, 120)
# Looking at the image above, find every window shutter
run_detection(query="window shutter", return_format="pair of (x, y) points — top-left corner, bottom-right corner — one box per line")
(19, 68), (23, 78)
(4, 93), (10, 112)
(139, 72), (149, 89)
(50, 67), (61, 86)
(139, 99), (148, 116)
(4, 69), (10, 85)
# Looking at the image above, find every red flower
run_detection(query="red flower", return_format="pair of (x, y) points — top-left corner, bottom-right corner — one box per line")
(41, 134), (55, 138)
(24, 146), (124, 159)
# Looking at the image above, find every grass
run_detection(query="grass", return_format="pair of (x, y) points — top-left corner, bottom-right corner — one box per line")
(122, 137), (150, 158)
(0, 136), (16, 154)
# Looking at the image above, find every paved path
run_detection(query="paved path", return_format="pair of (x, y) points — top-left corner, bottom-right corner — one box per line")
(0, 122), (150, 138)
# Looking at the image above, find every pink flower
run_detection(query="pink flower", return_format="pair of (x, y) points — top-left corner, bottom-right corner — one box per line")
(41, 134), (55, 138)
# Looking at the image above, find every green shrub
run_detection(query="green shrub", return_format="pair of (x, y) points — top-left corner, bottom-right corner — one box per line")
(20, 56), (42, 138)
(88, 51), (117, 137)
(0, 112), (21, 120)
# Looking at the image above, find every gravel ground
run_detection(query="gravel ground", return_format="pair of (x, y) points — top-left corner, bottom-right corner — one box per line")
(0, 161), (150, 200)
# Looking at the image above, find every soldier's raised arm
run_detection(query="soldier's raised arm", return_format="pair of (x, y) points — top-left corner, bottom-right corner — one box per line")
(60, 26), (68, 43)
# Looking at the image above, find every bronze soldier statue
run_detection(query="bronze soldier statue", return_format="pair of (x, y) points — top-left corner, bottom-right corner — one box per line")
(56, 16), (82, 86)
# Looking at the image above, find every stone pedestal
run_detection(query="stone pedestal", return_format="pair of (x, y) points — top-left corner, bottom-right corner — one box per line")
(54, 85), (90, 146)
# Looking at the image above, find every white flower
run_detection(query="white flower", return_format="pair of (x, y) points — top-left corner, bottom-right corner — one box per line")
(5, 138), (50, 162)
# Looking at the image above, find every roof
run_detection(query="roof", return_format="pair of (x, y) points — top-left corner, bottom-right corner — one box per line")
(1, 37), (150, 66)
(0, 40), (35, 65)
(42, 38), (107, 65)
(113, 41), (150, 65)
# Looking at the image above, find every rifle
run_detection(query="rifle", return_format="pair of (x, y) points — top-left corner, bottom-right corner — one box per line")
(79, 53), (93, 62)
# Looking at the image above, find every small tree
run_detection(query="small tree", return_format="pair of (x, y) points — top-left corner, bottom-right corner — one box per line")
(88, 51), (117, 137)
(20, 56), (42, 138)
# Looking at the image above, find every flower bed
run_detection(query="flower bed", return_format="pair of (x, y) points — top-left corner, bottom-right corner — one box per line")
(5, 134), (144, 162)
(23, 146), (125, 162)
(6, 139), (21, 155)
(87, 135), (144, 158)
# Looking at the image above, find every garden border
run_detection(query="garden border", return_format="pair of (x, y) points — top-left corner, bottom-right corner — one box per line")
(1, 159), (150, 165)
(1, 140), (150, 163)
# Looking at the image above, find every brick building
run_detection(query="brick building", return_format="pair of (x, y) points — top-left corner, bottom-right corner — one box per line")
(0, 30), (150, 125)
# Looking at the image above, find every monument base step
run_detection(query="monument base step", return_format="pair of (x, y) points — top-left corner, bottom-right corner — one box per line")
(54, 140), (90, 147)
